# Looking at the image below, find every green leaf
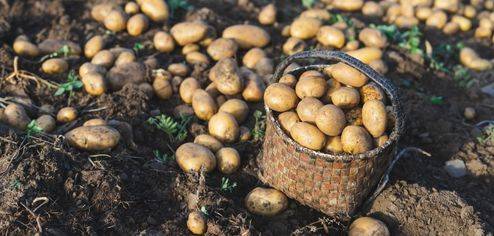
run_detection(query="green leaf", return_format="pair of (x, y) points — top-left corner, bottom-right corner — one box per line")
(430, 96), (444, 105)
(54, 87), (66, 96)
(301, 0), (316, 8)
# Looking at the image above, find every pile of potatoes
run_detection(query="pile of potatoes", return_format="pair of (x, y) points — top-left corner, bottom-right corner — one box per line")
(265, 63), (393, 155)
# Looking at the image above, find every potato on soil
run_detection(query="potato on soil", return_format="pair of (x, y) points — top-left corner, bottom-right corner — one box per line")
(258, 3), (276, 25)
(332, 0), (364, 11)
(139, 82), (155, 98)
(209, 58), (243, 95)
(362, 100), (387, 138)
(278, 111), (299, 132)
(208, 112), (239, 143)
(362, 1), (384, 16)
(426, 10), (448, 28)
(125, 2), (140, 14)
(42, 58), (68, 75)
(315, 104), (346, 136)
(35, 115), (56, 133)
(168, 63), (189, 77)
(153, 76), (173, 100)
(107, 62), (147, 90)
(346, 47), (382, 64)
(460, 47), (492, 71)
(176, 142), (216, 173)
(13, 36), (40, 57)
(182, 44), (200, 54)
(65, 125), (121, 151)
(317, 26), (345, 48)
(137, 0), (169, 22)
(300, 70), (323, 79)
(394, 16), (419, 28)
(283, 37), (307, 55)
(38, 39), (81, 56)
(443, 22), (460, 34)
(171, 21), (209, 46)
(451, 15), (472, 31)
(241, 69), (266, 102)
(219, 99), (249, 124)
(358, 28), (387, 48)
(300, 9), (331, 20)
(91, 3), (116, 22)
(290, 122), (326, 150)
(192, 89), (218, 121)
(416, 7), (433, 20)
(127, 14), (149, 36)
(254, 57), (274, 76)
(222, 24), (271, 49)
(324, 136), (343, 154)
(360, 82), (385, 103)
(153, 31), (175, 53)
(295, 76), (327, 99)
(194, 134), (223, 152)
(243, 48), (266, 69)
(296, 98), (323, 124)
(115, 51), (136, 67)
(3, 103), (30, 130)
(216, 147), (241, 174)
(290, 17), (322, 40)
(39, 104), (55, 115)
(349, 217), (390, 236)
(331, 62), (368, 87)
(104, 9), (128, 32)
(57, 107), (78, 123)
(245, 187), (288, 216)
(83, 118), (107, 127)
(91, 50), (115, 68)
(187, 211), (207, 235)
(207, 38), (238, 61)
(179, 77), (200, 104)
(82, 72), (107, 96)
(239, 126), (252, 141)
(344, 40), (360, 52)
(186, 51), (210, 65)
(84, 35), (105, 59)
(331, 87), (361, 109)
(341, 125), (373, 154)
(79, 63), (107, 78)
(264, 83), (298, 112)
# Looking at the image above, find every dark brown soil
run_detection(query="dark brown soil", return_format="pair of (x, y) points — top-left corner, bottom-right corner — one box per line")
(0, 0), (493, 235)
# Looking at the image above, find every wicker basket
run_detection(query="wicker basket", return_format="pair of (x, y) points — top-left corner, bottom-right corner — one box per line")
(258, 51), (405, 218)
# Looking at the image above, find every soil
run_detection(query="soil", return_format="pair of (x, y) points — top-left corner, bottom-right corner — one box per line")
(0, 0), (493, 235)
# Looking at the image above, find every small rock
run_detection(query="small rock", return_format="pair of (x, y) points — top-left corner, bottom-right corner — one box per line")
(444, 159), (467, 178)
(481, 83), (494, 97)
(464, 107), (476, 120)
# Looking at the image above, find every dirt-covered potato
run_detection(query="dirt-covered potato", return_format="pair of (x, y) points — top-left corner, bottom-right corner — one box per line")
(362, 100), (387, 138)
(38, 39), (82, 56)
(254, 57), (274, 76)
(349, 217), (390, 236)
(125, 1), (140, 14)
(185, 51), (210, 65)
(192, 89), (218, 121)
(91, 50), (115, 68)
(3, 103), (30, 130)
(362, 1), (384, 17)
(317, 26), (345, 48)
(209, 58), (243, 95)
(219, 99), (249, 124)
(360, 82), (385, 103)
(290, 17), (322, 39)
(330, 87), (360, 109)
(39, 104), (55, 115)
(222, 24), (271, 49)
(65, 125), (120, 151)
(258, 3), (276, 25)
(426, 10), (448, 28)
(341, 125), (373, 154)
(208, 112), (239, 143)
(346, 47), (382, 64)
(57, 107), (78, 123)
(82, 72), (107, 96)
(91, 3), (116, 22)
(264, 83), (298, 112)
(295, 76), (327, 99)
(167, 63), (188, 77)
(460, 47), (492, 71)
(279, 74), (297, 87)
(176, 142), (216, 173)
(464, 107), (476, 120)
(84, 35), (105, 59)
(243, 48), (266, 69)
(331, 62), (368, 87)
(153, 76), (173, 100)
(245, 187), (288, 216)
(241, 69), (266, 102)
(107, 62), (146, 90)
(139, 82), (154, 98)
(171, 21), (209, 46)
(35, 115), (56, 133)
(296, 98), (323, 123)
(114, 51), (136, 67)
(194, 134), (223, 152)
(83, 118), (107, 127)
(104, 8), (128, 32)
(290, 122), (326, 150)
(187, 211), (207, 235)
(324, 136), (343, 154)
(207, 38), (238, 61)
(359, 28), (387, 48)
(127, 14), (149, 36)
(153, 31), (175, 53)
(394, 16), (419, 28)
(137, 0), (169, 22)
(216, 147), (241, 174)
(13, 36), (40, 57)
(179, 77), (200, 104)
(315, 104), (346, 136)
(239, 126), (252, 142)
(332, 0), (364, 11)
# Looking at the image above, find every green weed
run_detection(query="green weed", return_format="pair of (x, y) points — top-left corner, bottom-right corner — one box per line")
(220, 177), (237, 193)
(146, 114), (192, 143)
(153, 149), (175, 164)
(26, 120), (43, 137)
(40, 45), (71, 62)
(54, 70), (83, 97)
(252, 110), (266, 141)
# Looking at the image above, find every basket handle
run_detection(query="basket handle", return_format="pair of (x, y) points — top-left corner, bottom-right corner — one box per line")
(271, 50), (405, 135)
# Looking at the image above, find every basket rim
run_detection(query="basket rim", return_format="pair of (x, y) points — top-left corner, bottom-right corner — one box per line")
(264, 51), (404, 162)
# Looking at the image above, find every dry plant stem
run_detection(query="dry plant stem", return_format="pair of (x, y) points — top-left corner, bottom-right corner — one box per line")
(19, 202), (42, 233)
(2, 57), (59, 89)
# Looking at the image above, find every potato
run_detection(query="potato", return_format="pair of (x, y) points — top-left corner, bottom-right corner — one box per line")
(208, 112), (239, 143)
(358, 28), (387, 48)
(179, 77), (200, 104)
(324, 136), (343, 154)
(125, 2), (140, 14)
(360, 82), (385, 103)
(283, 37), (307, 55)
(182, 44), (199, 55)
(315, 104), (346, 136)
(187, 211), (207, 235)
(241, 69), (266, 102)
(426, 10), (448, 28)
(362, 1), (384, 17)
(434, 0), (459, 13)
(362, 100), (387, 138)
(368, 59), (388, 75)
(107, 62), (147, 90)
(168, 63), (189, 77)
(245, 187), (288, 216)
(331, 87), (360, 109)
(216, 95), (227, 106)
(3, 103), (30, 130)
(239, 126), (252, 142)
(82, 72), (107, 96)
(57, 107), (78, 123)
(295, 76), (327, 99)
(192, 89), (218, 121)
(153, 76), (173, 100)
(171, 21), (209, 46)
(343, 40), (360, 51)
(479, 18), (493, 30)
(451, 15), (472, 31)
(341, 126), (373, 154)
(216, 147), (241, 174)
(91, 50), (115, 68)
(284, 63), (301, 74)
(277, 111), (298, 132)
(346, 47), (382, 64)
(104, 9), (128, 32)
(296, 98), (323, 124)
(65, 125), (120, 151)
(207, 38), (238, 61)
(176, 142), (216, 172)
(349, 217), (390, 236)
(84, 35), (105, 59)
(42, 58), (68, 75)
(264, 83), (298, 112)
(13, 36), (40, 57)
(475, 26), (492, 39)
(186, 51), (210, 65)
(290, 122), (326, 150)
(39, 104), (55, 115)
(83, 118), (107, 127)
(219, 99), (249, 124)
(322, 79), (342, 103)
(290, 17), (322, 40)
(416, 7), (433, 20)
(464, 107), (476, 120)
(331, 62), (368, 87)
(254, 57), (274, 76)
(115, 51), (136, 67)
(375, 134), (389, 147)
(34, 115), (56, 133)
(460, 47), (492, 71)
(279, 74), (297, 87)
(139, 82), (154, 98)
(91, 3), (116, 22)
(243, 48), (266, 69)
(137, 0), (169, 22)
(171, 76), (183, 93)
(463, 5), (476, 18)
(300, 9), (331, 20)
(317, 26), (345, 48)
(194, 134), (223, 152)
(258, 3), (276, 25)
(209, 58), (243, 95)
(222, 25), (271, 49)
(127, 14), (149, 36)
(385, 4), (401, 23)
(153, 31), (175, 53)
(332, 0), (364, 11)
(38, 39), (81, 56)
(282, 25), (291, 37)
